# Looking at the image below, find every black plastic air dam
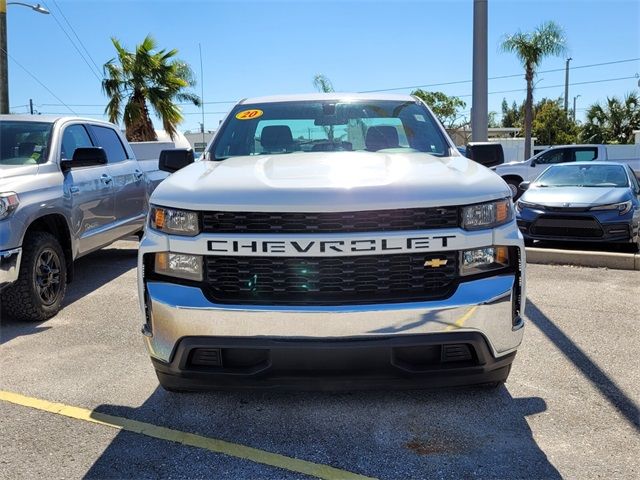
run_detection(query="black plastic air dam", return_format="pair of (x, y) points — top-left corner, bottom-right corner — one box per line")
(152, 333), (516, 391)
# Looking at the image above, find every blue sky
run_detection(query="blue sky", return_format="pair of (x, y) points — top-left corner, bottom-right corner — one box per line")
(5, 0), (639, 132)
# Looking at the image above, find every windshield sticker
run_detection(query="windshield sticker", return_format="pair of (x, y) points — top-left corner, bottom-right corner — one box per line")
(414, 114), (425, 122)
(236, 109), (264, 120)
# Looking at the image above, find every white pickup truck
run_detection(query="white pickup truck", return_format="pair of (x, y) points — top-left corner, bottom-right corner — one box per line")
(495, 144), (640, 197)
(138, 93), (526, 391)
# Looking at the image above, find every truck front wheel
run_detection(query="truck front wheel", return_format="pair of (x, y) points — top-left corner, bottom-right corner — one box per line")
(505, 177), (523, 200)
(1, 232), (67, 322)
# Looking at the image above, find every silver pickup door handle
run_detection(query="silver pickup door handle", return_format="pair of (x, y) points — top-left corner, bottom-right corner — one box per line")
(134, 169), (145, 181)
(101, 174), (113, 185)
(69, 186), (80, 195)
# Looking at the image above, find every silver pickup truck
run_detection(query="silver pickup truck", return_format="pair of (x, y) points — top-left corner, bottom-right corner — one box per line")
(0, 115), (160, 321)
(139, 93), (526, 391)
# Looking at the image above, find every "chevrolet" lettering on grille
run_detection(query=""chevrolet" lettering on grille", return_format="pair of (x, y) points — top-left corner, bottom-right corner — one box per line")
(206, 235), (457, 256)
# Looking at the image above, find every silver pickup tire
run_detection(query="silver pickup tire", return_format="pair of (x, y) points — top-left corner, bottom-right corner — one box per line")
(1, 231), (67, 322)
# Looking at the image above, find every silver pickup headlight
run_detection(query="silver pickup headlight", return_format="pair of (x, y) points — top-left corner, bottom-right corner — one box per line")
(0, 192), (20, 220)
(149, 206), (200, 236)
(461, 199), (512, 230)
(590, 200), (632, 215)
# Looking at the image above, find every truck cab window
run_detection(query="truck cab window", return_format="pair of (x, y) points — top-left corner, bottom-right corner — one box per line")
(573, 148), (597, 162)
(61, 124), (93, 160)
(90, 126), (128, 163)
(536, 150), (566, 165)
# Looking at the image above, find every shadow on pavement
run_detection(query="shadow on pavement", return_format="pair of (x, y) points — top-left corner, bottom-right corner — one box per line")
(0, 242), (137, 345)
(526, 301), (639, 431)
(83, 386), (560, 479)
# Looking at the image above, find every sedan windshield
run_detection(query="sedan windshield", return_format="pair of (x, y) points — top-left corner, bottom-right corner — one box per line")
(211, 100), (450, 160)
(534, 164), (630, 188)
(0, 121), (53, 166)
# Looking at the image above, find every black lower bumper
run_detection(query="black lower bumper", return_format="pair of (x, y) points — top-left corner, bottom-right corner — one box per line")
(518, 219), (634, 243)
(152, 333), (516, 391)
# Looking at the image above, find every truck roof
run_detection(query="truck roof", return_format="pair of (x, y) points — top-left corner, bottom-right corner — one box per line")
(239, 92), (417, 105)
(0, 114), (116, 126)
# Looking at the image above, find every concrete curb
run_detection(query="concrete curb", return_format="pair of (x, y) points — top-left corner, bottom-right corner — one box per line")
(525, 247), (640, 271)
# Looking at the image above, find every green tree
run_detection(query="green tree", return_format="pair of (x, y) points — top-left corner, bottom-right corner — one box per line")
(501, 99), (524, 129)
(501, 21), (567, 159)
(313, 74), (334, 93)
(411, 89), (466, 128)
(102, 35), (201, 142)
(581, 92), (640, 144)
(532, 98), (578, 145)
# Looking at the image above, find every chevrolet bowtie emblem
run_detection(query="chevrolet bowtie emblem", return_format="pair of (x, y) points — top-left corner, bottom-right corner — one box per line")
(424, 258), (448, 268)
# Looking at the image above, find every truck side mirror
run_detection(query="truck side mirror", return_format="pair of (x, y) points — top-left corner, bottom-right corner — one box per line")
(465, 142), (504, 168)
(61, 147), (108, 171)
(519, 181), (531, 191)
(159, 149), (194, 173)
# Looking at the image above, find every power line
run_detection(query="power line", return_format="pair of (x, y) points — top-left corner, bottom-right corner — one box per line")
(456, 75), (638, 98)
(1, 47), (77, 115)
(359, 57), (640, 93)
(41, 1), (102, 83)
(49, 0), (103, 77)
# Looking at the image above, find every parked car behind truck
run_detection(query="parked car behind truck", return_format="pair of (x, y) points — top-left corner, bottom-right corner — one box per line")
(495, 144), (640, 198)
(516, 162), (640, 250)
(0, 115), (158, 321)
(139, 93), (526, 391)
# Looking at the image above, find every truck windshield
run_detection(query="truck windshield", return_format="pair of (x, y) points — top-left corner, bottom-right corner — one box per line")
(535, 164), (629, 188)
(0, 121), (53, 166)
(211, 100), (450, 160)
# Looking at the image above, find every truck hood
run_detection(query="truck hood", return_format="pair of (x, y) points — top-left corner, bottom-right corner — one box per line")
(520, 186), (631, 207)
(0, 164), (39, 191)
(151, 151), (511, 211)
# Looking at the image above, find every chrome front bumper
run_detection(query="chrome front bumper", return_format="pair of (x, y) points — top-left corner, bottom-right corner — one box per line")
(0, 247), (22, 289)
(143, 274), (524, 363)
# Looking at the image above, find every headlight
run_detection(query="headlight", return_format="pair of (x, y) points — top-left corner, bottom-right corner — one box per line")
(0, 192), (19, 220)
(461, 199), (512, 230)
(590, 200), (632, 215)
(516, 200), (543, 212)
(155, 252), (203, 281)
(150, 206), (200, 236)
(460, 246), (509, 276)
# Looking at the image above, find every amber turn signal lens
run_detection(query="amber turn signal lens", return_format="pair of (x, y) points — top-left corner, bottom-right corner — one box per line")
(496, 200), (509, 223)
(154, 208), (165, 229)
(495, 246), (509, 264)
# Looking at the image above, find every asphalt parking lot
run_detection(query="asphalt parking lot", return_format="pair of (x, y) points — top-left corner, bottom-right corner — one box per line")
(1, 240), (638, 479)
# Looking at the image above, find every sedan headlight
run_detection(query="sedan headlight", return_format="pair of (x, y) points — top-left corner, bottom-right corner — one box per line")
(590, 200), (632, 215)
(150, 206), (200, 236)
(516, 200), (543, 212)
(0, 192), (19, 220)
(462, 199), (513, 230)
(155, 252), (203, 281)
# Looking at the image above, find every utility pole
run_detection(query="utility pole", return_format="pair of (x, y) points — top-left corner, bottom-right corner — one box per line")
(471, 0), (488, 142)
(563, 57), (572, 113)
(0, 0), (8, 114)
(572, 94), (580, 122)
(29, 97), (33, 114)
(199, 43), (205, 147)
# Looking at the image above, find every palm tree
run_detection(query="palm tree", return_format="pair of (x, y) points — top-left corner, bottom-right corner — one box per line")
(582, 93), (640, 144)
(102, 35), (201, 141)
(501, 21), (567, 159)
(313, 74), (334, 93)
(312, 74), (335, 141)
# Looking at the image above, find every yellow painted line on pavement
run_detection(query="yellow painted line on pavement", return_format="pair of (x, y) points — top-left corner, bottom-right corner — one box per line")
(0, 389), (375, 480)
(444, 306), (479, 331)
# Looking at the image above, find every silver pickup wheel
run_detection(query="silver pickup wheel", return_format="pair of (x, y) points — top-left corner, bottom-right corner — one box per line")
(1, 232), (67, 322)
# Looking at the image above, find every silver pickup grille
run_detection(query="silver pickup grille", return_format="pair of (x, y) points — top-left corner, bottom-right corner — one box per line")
(201, 207), (459, 234)
(203, 252), (459, 306)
